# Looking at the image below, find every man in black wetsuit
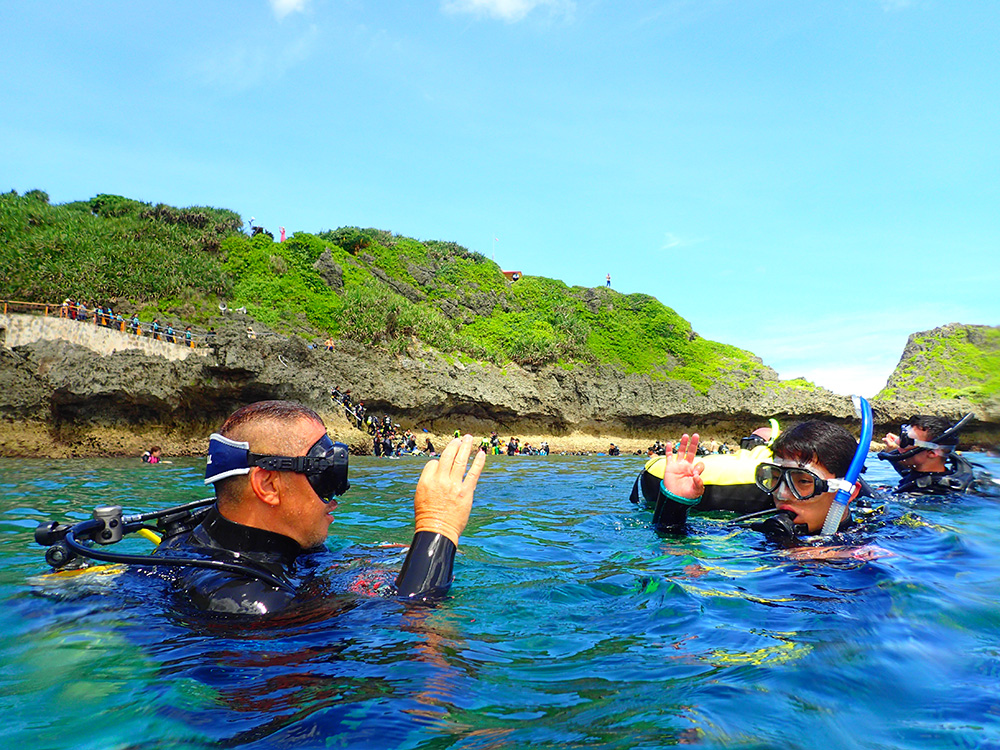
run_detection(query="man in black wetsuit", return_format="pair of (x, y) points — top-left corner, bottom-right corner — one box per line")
(161, 400), (485, 614)
(879, 414), (986, 494)
(651, 421), (862, 536)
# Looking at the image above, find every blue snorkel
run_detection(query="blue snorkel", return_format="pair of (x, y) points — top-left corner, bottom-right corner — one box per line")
(821, 395), (873, 536)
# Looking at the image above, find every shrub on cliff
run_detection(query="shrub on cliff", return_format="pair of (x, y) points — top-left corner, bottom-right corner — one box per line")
(2, 190), (773, 394)
(221, 233), (343, 332)
(878, 324), (1000, 408)
(0, 191), (239, 301)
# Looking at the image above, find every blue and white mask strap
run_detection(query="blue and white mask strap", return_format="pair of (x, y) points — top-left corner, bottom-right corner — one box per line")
(205, 433), (252, 485)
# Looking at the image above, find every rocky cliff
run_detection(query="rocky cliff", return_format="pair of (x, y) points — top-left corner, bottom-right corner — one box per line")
(0, 313), (846, 456)
(874, 323), (1000, 436)
(3, 315), (998, 457)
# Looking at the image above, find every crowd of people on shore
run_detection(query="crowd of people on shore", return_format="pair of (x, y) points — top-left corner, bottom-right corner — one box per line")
(637, 438), (733, 457)
(330, 384), (772, 459)
(58, 297), (214, 348)
(488, 434), (550, 455)
(331, 387), (563, 457)
(330, 386), (428, 458)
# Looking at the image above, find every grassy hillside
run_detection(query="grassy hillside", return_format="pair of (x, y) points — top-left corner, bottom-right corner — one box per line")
(877, 324), (1000, 407)
(0, 190), (240, 302)
(1, 190), (774, 393)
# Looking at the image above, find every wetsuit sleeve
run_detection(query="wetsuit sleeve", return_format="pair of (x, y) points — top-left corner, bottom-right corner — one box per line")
(652, 485), (697, 533)
(394, 531), (457, 602)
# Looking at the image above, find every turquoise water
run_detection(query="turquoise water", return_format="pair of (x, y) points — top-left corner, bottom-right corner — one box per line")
(2, 452), (1000, 749)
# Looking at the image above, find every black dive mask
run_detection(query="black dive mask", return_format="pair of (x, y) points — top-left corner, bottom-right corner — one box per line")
(877, 414), (971, 465)
(754, 462), (854, 501)
(249, 435), (350, 502)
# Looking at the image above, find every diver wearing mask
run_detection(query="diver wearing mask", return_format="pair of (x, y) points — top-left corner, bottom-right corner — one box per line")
(877, 414), (986, 495)
(156, 400), (485, 614)
(651, 420), (864, 542)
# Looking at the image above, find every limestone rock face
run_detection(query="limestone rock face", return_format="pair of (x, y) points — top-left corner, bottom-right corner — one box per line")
(0, 320), (848, 436)
(312, 249), (344, 290)
(3, 315), (998, 454)
(871, 323), (1000, 436)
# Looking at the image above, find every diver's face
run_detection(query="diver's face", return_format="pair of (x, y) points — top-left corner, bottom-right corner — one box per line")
(898, 426), (934, 469)
(274, 418), (338, 549)
(770, 457), (839, 534)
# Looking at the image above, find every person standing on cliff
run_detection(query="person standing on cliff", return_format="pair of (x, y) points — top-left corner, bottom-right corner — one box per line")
(160, 400), (486, 614)
(878, 414), (993, 494)
(606, 273), (611, 288)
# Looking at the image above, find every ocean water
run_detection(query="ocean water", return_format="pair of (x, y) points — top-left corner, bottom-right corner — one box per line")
(2, 451), (1000, 749)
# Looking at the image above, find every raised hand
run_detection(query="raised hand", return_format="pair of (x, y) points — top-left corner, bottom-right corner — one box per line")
(413, 435), (486, 545)
(662, 433), (705, 501)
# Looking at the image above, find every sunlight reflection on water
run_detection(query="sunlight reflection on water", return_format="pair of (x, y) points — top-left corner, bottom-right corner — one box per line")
(1, 452), (999, 748)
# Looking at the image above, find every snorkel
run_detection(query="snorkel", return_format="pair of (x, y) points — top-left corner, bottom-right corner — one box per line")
(768, 418), (781, 441)
(820, 395), (873, 536)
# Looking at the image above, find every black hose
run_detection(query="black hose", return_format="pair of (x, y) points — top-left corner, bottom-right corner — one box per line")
(62, 527), (295, 593)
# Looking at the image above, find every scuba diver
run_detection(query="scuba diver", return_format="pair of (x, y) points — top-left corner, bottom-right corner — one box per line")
(35, 400), (486, 615)
(877, 414), (995, 495)
(648, 398), (876, 546)
(651, 421), (865, 539)
(630, 420), (783, 514)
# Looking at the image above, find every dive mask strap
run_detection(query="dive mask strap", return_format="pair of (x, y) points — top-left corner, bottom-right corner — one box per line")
(205, 433), (252, 484)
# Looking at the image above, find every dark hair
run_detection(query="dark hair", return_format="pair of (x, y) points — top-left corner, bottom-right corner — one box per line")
(219, 400), (322, 438)
(907, 415), (960, 446)
(771, 420), (857, 477)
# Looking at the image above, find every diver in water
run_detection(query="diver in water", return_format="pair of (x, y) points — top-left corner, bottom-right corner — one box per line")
(878, 414), (992, 495)
(630, 420), (783, 515)
(651, 420), (865, 540)
(151, 400), (485, 614)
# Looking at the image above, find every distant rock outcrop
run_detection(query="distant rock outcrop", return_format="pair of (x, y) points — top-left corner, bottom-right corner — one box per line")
(872, 323), (1000, 438)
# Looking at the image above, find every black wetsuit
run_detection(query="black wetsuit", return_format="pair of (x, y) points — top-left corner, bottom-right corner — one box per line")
(159, 506), (458, 615)
(893, 454), (991, 495)
(648, 483), (855, 538)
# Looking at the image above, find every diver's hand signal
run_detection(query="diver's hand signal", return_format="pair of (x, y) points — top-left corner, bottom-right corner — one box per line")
(662, 433), (705, 501)
(413, 434), (486, 545)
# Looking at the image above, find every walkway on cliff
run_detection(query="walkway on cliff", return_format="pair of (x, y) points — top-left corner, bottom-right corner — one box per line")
(0, 301), (208, 361)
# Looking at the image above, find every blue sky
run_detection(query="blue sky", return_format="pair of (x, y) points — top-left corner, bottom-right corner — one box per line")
(3, 0), (998, 397)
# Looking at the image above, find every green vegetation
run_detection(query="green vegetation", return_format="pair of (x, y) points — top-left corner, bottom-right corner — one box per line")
(1, 190), (775, 392)
(0, 190), (239, 302)
(877, 326), (1000, 407)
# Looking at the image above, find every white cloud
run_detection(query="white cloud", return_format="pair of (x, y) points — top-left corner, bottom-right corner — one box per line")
(441, 0), (575, 23)
(779, 363), (891, 399)
(727, 312), (913, 397)
(269, 0), (310, 20)
(663, 232), (682, 249)
(193, 25), (320, 90)
(661, 232), (706, 250)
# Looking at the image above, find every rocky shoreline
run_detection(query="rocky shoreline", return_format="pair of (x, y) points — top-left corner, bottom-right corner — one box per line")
(2, 313), (998, 458)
